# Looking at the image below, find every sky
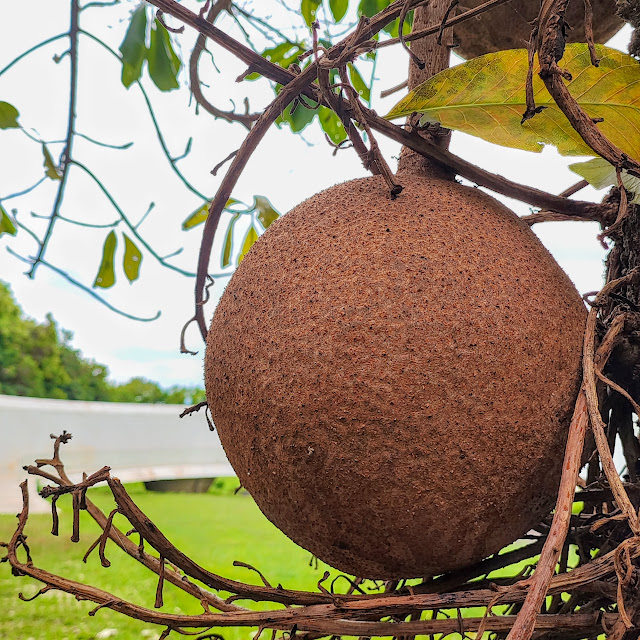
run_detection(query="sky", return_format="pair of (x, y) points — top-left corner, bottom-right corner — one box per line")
(0, 1), (632, 388)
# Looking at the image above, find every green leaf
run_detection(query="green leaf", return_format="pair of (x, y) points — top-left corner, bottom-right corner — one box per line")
(222, 213), (241, 268)
(385, 44), (640, 160)
(120, 5), (148, 88)
(42, 144), (61, 180)
(0, 102), (20, 129)
(319, 106), (347, 143)
(123, 233), (143, 282)
(382, 12), (413, 38)
(348, 63), (371, 102)
(244, 42), (305, 81)
(148, 19), (181, 91)
(277, 99), (318, 133)
(329, 0), (348, 22)
(0, 204), (17, 237)
(94, 231), (117, 289)
(301, 0), (322, 26)
(570, 157), (640, 204)
(237, 225), (259, 264)
(182, 198), (241, 230)
(253, 196), (280, 229)
(358, 0), (390, 17)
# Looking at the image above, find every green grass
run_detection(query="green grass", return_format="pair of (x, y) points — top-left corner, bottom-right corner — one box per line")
(0, 482), (334, 640)
(0, 482), (591, 640)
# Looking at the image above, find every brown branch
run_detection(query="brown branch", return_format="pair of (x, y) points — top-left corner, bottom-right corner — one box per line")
(2, 487), (619, 638)
(535, 0), (640, 178)
(188, 0), (258, 129)
(360, 108), (610, 220)
(504, 390), (589, 640)
(192, 61), (322, 340)
(583, 271), (640, 535)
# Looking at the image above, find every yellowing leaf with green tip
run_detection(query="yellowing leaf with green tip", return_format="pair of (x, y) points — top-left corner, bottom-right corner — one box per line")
(385, 44), (640, 161)
(123, 233), (143, 282)
(94, 230), (117, 289)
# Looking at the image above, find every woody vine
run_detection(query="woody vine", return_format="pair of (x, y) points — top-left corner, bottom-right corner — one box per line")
(4, 0), (640, 639)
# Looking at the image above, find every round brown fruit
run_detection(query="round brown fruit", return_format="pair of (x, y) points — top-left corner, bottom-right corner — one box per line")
(205, 176), (586, 579)
(453, 0), (623, 60)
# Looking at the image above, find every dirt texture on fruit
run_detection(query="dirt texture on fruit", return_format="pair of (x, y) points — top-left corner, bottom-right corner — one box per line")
(205, 175), (586, 579)
(453, 0), (623, 60)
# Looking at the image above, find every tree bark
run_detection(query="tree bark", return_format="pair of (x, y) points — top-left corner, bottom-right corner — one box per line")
(396, 0), (456, 181)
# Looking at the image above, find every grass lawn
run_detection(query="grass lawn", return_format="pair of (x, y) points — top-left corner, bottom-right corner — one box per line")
(1, 479), (575, 640)
(0, 480), (335, 640)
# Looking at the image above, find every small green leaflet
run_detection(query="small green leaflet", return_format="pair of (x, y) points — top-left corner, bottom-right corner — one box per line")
(385, 44), (640, 161)
(42, 144), (62, 180)
(277, 99), (318, 132)
(254, 196), (280, 229)
(301, 0), (322, 26)
(120, 5), (148, 88)
(94, 230), (117, 289)
(148, 19), (181, 91)
(0, 102), (20, 129)
(358, 0), (390, 17)
(182, 198), (241, 230)
(244, 42), (305, 81)
(219, 196), (280, 267)
(237, 225), (259, 264)
(348, 63), (371, 102)
(222, 213), (241, 268)
(0, 204), (17, 237)
(329, 0), (348, 22)
(570, 157), (640, 204)
(123, 233), (143, 282)
(319, 106), (347, 143)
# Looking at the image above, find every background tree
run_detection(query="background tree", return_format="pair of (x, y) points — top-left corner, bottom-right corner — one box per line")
(0, 280), (204, 402)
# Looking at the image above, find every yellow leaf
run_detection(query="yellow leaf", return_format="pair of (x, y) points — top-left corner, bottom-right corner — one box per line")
(385, 44), (640, 161)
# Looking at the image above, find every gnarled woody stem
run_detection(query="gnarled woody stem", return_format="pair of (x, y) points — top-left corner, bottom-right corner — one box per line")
(396, 1), (455, 181)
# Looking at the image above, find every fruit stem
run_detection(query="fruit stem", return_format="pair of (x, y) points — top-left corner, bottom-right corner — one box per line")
(396, 1), (456, 182)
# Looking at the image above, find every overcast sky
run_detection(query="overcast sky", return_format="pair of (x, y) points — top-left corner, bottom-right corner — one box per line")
(0, 2), (632, 388)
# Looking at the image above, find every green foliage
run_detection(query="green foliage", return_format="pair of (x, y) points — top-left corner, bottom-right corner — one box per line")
(182, 198), (241, 230)
(41, 143), (61, 180)
(0, 101), (20, 129)
(119, 8), (181, 92)
(237, 224), (259, 264)
(386, 44), (640, 160)
(329, 0), (349, 22)
(182, 196), (280, 268)
(348, 62), (370, 102)
(119, 4), (148, 88)
(0, 485), (331, 640)
(301, 0), (322, 26)
(0, 204), (17, 237)
(94, 230), (117, 288)
(570, 157), (640, 203)
(122, 233), (143, 283)
(108, 377), (205, 404)
(148, 18), (181, 91)
(0, 280), (203, 403)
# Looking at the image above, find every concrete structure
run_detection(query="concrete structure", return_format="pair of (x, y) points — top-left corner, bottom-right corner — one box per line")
(0, 394), (233, 513)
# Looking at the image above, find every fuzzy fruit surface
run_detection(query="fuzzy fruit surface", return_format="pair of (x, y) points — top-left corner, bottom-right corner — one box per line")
(205, 176), (586, 579)
(454, 0), (623, 60)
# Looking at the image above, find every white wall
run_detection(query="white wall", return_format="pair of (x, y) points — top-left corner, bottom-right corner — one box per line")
(0, 394), (233, 513)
